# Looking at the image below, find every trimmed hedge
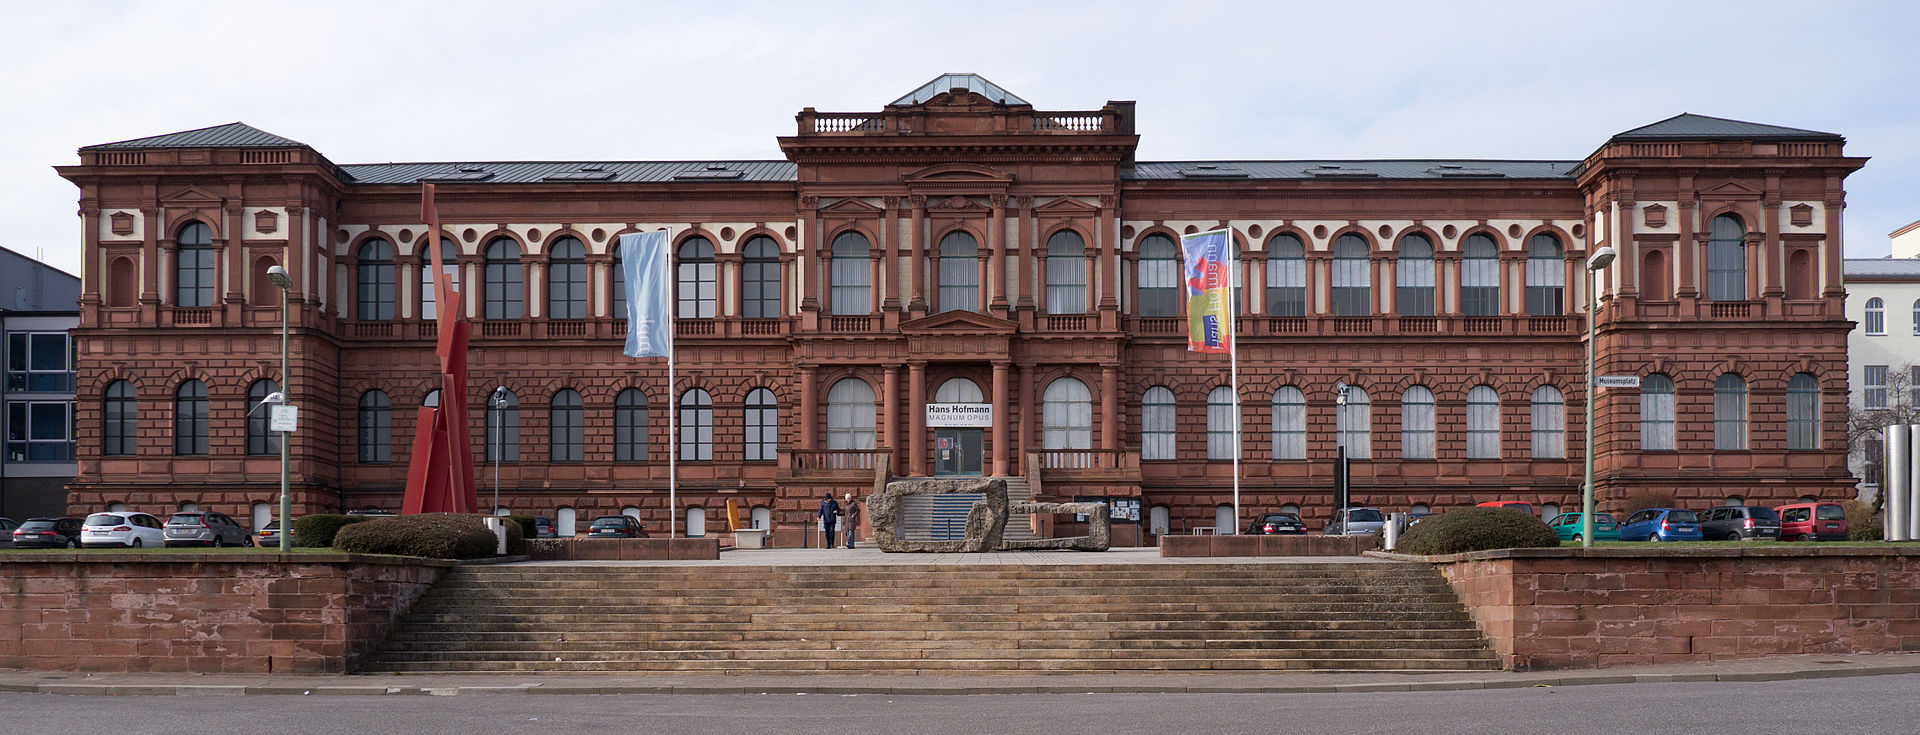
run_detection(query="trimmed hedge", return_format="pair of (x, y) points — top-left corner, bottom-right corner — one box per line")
(1843, 500), (1883, 541)
(293, 514), (372, 547)
(1397, 507), (1561, 556)
(506, 515), (538, 540)
(332, 513), (524, 559)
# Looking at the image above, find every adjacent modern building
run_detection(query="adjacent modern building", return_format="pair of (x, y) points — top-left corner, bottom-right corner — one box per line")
(0, 246), (80, 520)
(1841, 217), (1920, 498)
(54, 75), (1867, 543)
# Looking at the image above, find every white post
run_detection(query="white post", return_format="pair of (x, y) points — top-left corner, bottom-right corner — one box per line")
(1907, 424), (1920, 541)
(1888, 426), (1908, 541)
(666, 227), (678, 540)
(1228, 234), (1241, 536)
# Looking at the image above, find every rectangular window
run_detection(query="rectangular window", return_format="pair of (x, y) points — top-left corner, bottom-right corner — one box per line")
(1396, 260), (1434, 317)
(1272, 391), (1305, 460)
(8, 401), (72, 462)
(743, 260), (779, 319)
(1525, 257), (1564, 316)
(1707, 242), (1746, 301)
(1137, 258), (1178, 317)
(1267, 258), (1306, 317)
(1331, 258), (1371, 316)
(8, 333), (72, 393)
(1461, 259), (1500, 316)
(830, 256), (869, 315)
(1401, 395), (1435, 460)
(1046, 256), (1086, 314)
(1865, 365), (1888, 410)
(1911, 366), (1920, 407)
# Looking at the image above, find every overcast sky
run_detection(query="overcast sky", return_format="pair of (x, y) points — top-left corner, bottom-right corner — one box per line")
(3, 0), (1915, 278)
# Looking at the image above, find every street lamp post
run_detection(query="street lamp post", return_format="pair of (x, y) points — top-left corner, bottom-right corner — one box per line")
(1334, 381), (1350, 516)
(1582, 246), (1617, 549)
(490, 386), (508, 514)
(265, 265), (292, 552)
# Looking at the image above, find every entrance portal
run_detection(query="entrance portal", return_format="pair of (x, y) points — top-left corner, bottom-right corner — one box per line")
(933, 428), (984, 476)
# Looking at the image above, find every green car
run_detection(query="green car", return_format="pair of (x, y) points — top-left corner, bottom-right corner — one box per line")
(1545, 512), (1619, 542)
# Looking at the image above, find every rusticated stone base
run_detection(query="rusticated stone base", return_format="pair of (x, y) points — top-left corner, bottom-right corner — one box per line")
(872, 477), (1007, 552)
(1004, 502), (1110, 551)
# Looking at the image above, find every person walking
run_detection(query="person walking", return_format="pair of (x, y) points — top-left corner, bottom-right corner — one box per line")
(841, 493), (861, 549)
(816, 493), (840, 549)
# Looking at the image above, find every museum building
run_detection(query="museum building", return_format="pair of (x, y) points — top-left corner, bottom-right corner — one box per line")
(55, 75), (1865, 543)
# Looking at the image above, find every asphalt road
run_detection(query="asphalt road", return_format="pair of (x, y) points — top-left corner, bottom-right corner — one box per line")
(4, 674), (1914, 735)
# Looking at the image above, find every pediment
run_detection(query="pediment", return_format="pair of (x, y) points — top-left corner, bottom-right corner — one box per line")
(1034, 196), (1098, 213)
(900, 310), (1018, 334)
(1698, 179), (1761, 197)
(819, 197), (884, 214)
(158, 185), (225, 207)
(905, 162), (1014, 185)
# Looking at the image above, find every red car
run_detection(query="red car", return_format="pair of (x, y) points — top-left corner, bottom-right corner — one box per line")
(1475, 500), (1534, 516)
(1775, 502), (1847, 541)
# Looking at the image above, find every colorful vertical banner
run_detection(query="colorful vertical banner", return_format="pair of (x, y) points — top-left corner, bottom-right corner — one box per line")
(1180, 229), (1234, 354)
(619, 231), (672, 358)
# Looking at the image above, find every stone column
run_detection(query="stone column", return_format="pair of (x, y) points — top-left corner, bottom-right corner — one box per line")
(908, 362), (927, 476)
(882, 198), (901, 312)
(908, 195), (927, 315)
(992, 361), (1010, 476)
(1101, 364), (1119, 450)
(989, 194), (1008, 313)
(881, 365), (899, 450)
(799, 366), (817, 450)
(800, 197), (820, 311)
(867, 244), (883, 315)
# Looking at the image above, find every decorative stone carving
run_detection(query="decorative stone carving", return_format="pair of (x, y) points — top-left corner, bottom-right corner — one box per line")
(1004, 502), (1110, 551)
(870, 477), (1008, 553)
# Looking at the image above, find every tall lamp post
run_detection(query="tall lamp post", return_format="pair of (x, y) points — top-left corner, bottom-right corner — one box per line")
(489, 386), (508, 514)
(265, 265), (293, 552)
(1334, 381), (1350, 516)
(1582, 246), (1617, 549)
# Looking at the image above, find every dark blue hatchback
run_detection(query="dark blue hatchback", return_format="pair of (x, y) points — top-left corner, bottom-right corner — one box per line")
(1618, 508), (1703, 542)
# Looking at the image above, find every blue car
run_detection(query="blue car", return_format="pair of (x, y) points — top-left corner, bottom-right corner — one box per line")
(1617, 508), (1703, 542)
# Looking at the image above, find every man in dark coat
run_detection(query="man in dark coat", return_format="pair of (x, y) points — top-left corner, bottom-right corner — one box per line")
(817, 493), (840, 548)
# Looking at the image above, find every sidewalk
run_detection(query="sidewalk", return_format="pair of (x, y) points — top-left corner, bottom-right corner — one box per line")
(5, 653), (1917, 696)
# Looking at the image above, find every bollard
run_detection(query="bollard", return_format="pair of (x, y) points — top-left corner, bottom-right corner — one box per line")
(1891, 426), (1911, 542)
(1384, 512), (1402, 551)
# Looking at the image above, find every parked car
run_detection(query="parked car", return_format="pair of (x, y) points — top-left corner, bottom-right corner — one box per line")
(10, 517), (83, 548)
(1617, 508), (1703, 542)
(81, 511), (167, 548)
(533, 516), (558, 539)
(0, 517), (16, 548)
(1699, 506), (1782, 541)
(1475, 500), (1535, 516)
(163, 511), (253, 547)
(345, 507), (398, 517)
(1775, 502), (1847, 541)
(588, 515), (647, 538)
(1545, 512), (1620, 542)
(256, 519), (288, 547)
(1244, 513), (1306, 535)
(1324, 507), (1386, 536)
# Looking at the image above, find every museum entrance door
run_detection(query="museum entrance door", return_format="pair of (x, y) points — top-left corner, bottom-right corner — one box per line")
(933, 428), (984, 476)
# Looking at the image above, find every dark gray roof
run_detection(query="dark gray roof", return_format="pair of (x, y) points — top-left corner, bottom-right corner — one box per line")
(1843, 258), (1920, 279)
(1611, 114), (1840, 142)
(336, 160), (798, 185)
(83, 122), (308, 151)
(890, 73), (1029, 107)
(1126, 160), (1579, 181)
(0, 246), (81, 313)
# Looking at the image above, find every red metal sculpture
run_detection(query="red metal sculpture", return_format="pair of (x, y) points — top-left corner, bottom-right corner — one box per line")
(401, 184), (479, 514)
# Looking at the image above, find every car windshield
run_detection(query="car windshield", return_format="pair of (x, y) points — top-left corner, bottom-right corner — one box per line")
(1748, 508), (1779, 522)
(591, 518), (628, 527)
(1347, 509), (1384, 523)
(85, 515), (125, 526)
(1667, 511), (1699, 523)
(20, 520), (59, 530)
(168, 513), (205, 525)
(1815, 505), (1846, 520)
(1262, 515), (1298, 523)
(262, 521), (279, 531)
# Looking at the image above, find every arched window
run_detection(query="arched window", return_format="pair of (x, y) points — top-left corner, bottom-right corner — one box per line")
(1336, 386), (1370, 459)
(1526, 234), (1564, 316)
(614, 388), (648, 462)
(1865, 297), (1886, 335)
(1530, 386), (1565, 459)
(1402, 386), (1435, 459)
(1142, 386), (1176, 461)
(1714, 374), (1748, 451)
(1271, 386), (1305, 460)
(108, 256), (137, 307)
(1136, 234), (1179, 317)
(745, 388), (778, 462)
(420, 238), (458, 320)
(358, 390), (390, 463)
(174, 379), (208, 455)
(1042, 377), (1093, 450)
(424, 389), (440, 408)
(252, 255), (280, 308)
(1912, 299), (1920, 336)
(938, 231), (979, 313)
(1410, 503), (1430, 515)
(680, 388), (714, 460)
(676, 236), (716, 318)
(1787, 373), (1820, 450)
(1331, 235), (1371, 316)
(934, 378), (983, 403)
(1215, 504), (1235, 535)
(174, 222), (215, 308)
(686, 507), (707, 537)
(1787, 249), (1814, 300)
(556, 507), (577, 537)
(1148, 505), (1170, 535)
(1461, 234), (1500, 316)
(824, 380), (874, 450)
(1707, 215), (1747, 301)
(550, 389), (583, 463)
(483, 238), (523, 320)
(1640, 374), (1676, 451)
(548, 237), (588, 319)
(1640, 248), (1669, 301)
(1045, 230), (1087, 314)
(830, 232), (871, 315)
(1266, 234), (1307, 316)
(246, 379), (281, 456)
(1396, 234), (1435, 316)
(750, 506), (772, 530)
(251, 502), (272, 531)
(1467, 385), (1500, 459)
(742, 236), (782, 319)
(485, 389), (519, 462)
(104, 380), (136, 456)
(1206, 386), (1237, 460)
(355, 239), (396, 321)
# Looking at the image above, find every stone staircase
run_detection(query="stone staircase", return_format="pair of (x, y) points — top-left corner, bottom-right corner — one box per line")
(360, 562), (1500, 674)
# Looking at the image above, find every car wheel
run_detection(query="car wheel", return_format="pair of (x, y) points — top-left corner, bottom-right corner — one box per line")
(1646, 534), (1660, 543)
(65, 538), (77, 549)
(130, 538), (143, 548)
(212, 537), (224, 548)
(1570, 534), (1583, 543)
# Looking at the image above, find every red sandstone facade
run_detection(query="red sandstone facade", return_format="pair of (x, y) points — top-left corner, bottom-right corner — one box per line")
(54, 76), (1866, 539)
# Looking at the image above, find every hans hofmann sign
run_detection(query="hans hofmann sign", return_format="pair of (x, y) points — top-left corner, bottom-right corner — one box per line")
(926, 403), (993, 427)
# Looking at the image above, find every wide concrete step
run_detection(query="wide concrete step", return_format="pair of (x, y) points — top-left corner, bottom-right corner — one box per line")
(408, 593), (1465, 609)
(373, 637), (1491, 655)
(362, 657), (1504, 673)
(366, 644), (1496, 662)
(391, 619), (1486, 635)
(384, 627), (1487, 644)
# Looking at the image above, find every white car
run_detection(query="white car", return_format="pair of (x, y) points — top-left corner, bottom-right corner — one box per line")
(82, 511), (167, 548)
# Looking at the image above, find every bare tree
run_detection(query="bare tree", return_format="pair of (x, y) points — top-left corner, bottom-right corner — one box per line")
(1848, 362), (1920, 506)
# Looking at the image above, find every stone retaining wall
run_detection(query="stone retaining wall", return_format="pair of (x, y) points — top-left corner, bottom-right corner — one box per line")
(1415, 547), (1920, 670)
(526, 537), (721, 561)
(1159, 534), (1378, 557)
(0, 553), (449, 674)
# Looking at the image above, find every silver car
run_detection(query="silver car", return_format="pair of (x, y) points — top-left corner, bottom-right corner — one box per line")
(163, 511), (252, 547)
(1325, 507), (1387, 535)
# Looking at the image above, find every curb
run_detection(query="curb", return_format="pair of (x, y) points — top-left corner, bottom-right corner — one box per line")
(6, 663), (1919, 697)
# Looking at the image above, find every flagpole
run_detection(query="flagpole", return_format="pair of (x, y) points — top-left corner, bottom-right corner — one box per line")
(1227, 231), (1241, 535)
(665, 226), (678, 539)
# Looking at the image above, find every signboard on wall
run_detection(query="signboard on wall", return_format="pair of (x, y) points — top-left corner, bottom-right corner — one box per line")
(926, 403), (993, 427)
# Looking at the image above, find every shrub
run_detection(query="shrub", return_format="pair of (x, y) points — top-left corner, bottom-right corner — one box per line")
(506, 515), (538, 541)
(1397, 507), (1561, 556)
(293, 514), (372, 547)
(332, 513), (521, 559)
(1615, 490), (1676, 516)
(1843, 499), (1884, 541)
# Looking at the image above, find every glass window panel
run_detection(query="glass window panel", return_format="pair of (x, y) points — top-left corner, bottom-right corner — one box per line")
(1266, 235), (1307, 317)
(420, 239), (458, 320)
(937, 231), (979, 313)
(104, 380), (136, 456)
(485, 390), (520, 462)
(356, 239), (396, 321)
(1707, 215), (1747, 301)
(1272, 386), (1305, 460)
(1137, 235), (1179, 317)
(1142, 386), (1176, 461)
(1042, 378), (1093, 450)
(1206, 386), (1236, 460)
(1046, 231), (1087, 314)
(1335, 387), (1371, 459)
(1641, 374), (1676, 451)
(1865, 298), (1885, 335)
(246, 380), (281, 456)
(548, 237), (589, 320)
(679, 389), (714, 460)
(1530, 386), (1565, 459)
(1714, 374), (1748, 451)
(1865, 365), (1888, 409)
(358, 390), (391, 464)
(615, 389), (648, 462)
(1331, 235), (1371, 317)
(675, 237), (716, 319)
(1526, 234), (1564, 316)
(743, 236), (782, 319)
(175, 380), (208, 455)
(1461, 235), (1500, 316)
(825, 380), (874, 450)
(745, 388), (778, 461)
(484, 239), (523, 320)
(1787, 374), (1820, 451)
(1396, 235), (1435, 317)
(1467, 385), (1500, 459)
(1401, 386), (1435, 459)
